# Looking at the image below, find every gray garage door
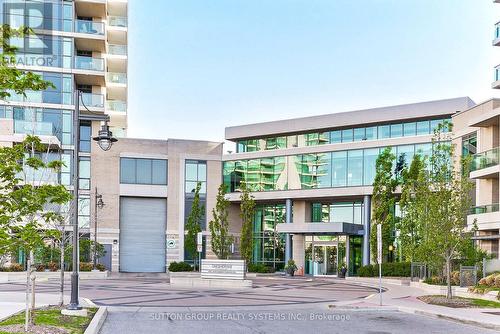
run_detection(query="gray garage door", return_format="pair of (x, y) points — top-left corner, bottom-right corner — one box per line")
(120, 197), (167, 272)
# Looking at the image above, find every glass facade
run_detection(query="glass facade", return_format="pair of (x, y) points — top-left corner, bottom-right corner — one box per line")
(120, 158), (168, 185)
(311, 202), (363, 224)
(252, 204), (285, 268)
(224, 143), (433, 192)
(236, 118), (450, 152)
(5, 72), (73, 105)
(184, 160), (207, 228)
(462, 132), (477, 157)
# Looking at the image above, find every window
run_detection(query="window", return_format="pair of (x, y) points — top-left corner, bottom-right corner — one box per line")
(365, 127), (377, 141)
(363, 148), (378, 186)
(332, 151), (347, 187)
(390, 124), (403, 138)
(353, 128), (365, 141)
(330, 130), (342, 143)
(416, 121), (430, 135)
(79, 157), (90, 190)
(341, 129), (353, 142)
(120, 158), (168, 185)
(378, 125), (390, 139)
(79, 121), (91, 152)
(78, 194), (90, 228)
(185, 160), (207, 229)
(403, 122), (416, 137)
(462, 132), (477, 156)
(347, 150), (363, 186)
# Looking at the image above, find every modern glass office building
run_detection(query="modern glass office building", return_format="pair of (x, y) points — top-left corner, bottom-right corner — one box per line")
(223, 97), (475, 275)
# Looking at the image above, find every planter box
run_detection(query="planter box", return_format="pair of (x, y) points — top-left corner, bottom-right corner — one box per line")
(0, 271), (109, 283)
(411, 281), (500, 302)
(170, 272), (252, 289)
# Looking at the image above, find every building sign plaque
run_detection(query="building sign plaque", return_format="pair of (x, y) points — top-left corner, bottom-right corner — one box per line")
(201, 260), (246, 280)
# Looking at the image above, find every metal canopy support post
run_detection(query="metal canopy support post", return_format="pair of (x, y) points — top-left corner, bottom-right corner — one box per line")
(285, 199), (292, 264)
(363, 195), (371, 266)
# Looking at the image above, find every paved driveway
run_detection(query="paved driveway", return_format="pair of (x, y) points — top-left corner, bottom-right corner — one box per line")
(0, 277), (378, 307)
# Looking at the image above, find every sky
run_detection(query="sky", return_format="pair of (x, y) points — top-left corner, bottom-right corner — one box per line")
(127, 0), (500, 148)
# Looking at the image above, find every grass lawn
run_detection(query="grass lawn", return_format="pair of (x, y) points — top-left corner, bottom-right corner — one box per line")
(418, 295), (500, 308)
(0, 307), (97, 334)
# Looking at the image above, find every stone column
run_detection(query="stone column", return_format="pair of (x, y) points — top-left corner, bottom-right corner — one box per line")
(363, 195), (372, 266)
(292, 234), (305, 275)
(285, 199), (292, 264)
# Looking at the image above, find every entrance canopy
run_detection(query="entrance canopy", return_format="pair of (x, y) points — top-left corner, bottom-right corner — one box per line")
(276, 222), (364, 235)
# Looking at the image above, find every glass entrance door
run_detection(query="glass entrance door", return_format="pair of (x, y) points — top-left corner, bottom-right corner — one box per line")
(313, 245), (337, 275)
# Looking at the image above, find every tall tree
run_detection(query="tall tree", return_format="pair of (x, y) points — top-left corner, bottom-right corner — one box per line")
(371, 147), (397, 263)
(239, 184), (255, 267)
(184, 182), (203, 268)
(209, 184), (233, 259)
(0, 136), (71, 329)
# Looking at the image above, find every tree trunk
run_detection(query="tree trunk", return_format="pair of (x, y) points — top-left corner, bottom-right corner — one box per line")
(446, 256), (452, 299)
(25, 254), (31, 332)
(29, 251), (35, 325)
(59, 237), (65, 307)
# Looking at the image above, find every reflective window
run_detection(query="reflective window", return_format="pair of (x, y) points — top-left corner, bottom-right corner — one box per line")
(332, 151), (347, 187)
(416, 121), (430, 135)
(120, 158), (168, 185)
(347, 150), (363, 186)
(353, 128), (365, 141)
(79, 121), (91, 152)
(330, 130), (341, 143)
(403, 122), (416, 137)
(78, 157), (90, 190)
(311, 202), (363, 225)
(378, 125), (390, 139)
(363, 148), (378, 186)
(390, 124), (403, 138)
(184, 160), (207, 229)
(365, 127), (377, 140)
(341, 129), (353, 142)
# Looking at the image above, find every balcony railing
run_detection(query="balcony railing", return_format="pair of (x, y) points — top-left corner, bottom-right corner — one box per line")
(496, 65), (500, 82)
(106, 72), (127, 84)
(81, 93), (104, 108)
(108, 44), (127, 56)
(14, 120), (55, 136)
(74, 56), (104, 71)
(106, 100), (127, 112)
(75, 20), (104, 35)
(469, 204), (500, 215)
(17, 166), (59, 184)
(108, 16), (127, 28)
(470, 147), (499, 171)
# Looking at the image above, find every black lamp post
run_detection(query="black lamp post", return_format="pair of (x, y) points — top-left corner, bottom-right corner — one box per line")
(67, 90), (117, 311)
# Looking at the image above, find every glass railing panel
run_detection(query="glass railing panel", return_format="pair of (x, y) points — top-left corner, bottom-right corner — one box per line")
(14, 120), (54, 136)
(108, 16), (127, 28)
(17, 167), (59, 184)
(106, 72), (127, 84)
(81, 93), (104, 108)
(106, 100), (127, 112)
(495, 23), (500, 39)
(108, 44), (127, 56)
(74, 56), (104, 71)
(470, 204), (500, 215)
(470, 147), (500, 171)
(75, 20), (104, 35)
(495, 65), (500, 82)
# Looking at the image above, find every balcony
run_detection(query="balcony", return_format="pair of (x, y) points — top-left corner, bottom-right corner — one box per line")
(14, 120), (54, 136)
(17, 166), (59, 185)
(493, 65), (500, 89)
(108, 16), (127, 28)
(470, 204), (500, 215)
(81, 93), (104, 108)
(106, 100), (127, 112)
(106, 72), (127, 84)
(108, 44), (127, 56)
(75, 20), (104, 35)
(74, 56), (104, 72)
(471, 147), (499, 171)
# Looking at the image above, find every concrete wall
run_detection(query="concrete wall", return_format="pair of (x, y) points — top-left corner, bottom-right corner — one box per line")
(91, 132), (223, 271)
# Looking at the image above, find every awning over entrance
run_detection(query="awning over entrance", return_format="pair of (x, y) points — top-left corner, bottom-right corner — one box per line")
(276, 222), (364, 235)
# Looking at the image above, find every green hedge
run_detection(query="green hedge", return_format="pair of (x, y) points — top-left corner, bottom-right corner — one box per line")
(168, 261), (194, 272)
(358, 262), (411, 277)
(248, 263), (276, 273)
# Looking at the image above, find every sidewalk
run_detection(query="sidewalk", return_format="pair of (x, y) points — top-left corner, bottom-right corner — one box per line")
(331, 280), (500, 331)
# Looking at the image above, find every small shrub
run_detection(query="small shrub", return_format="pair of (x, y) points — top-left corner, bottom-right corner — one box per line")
(357, 262), (410, 277)
(96, 263), (106, 272)
(47, 262), (58, 272)
(35, 264), (46, 272)
(8, 263), (24, 272)
(358, 265), (375, 277)
(495, 275), (500, 288)
(248, 263), (275, 273)
(451, 271), (460, 286)
(424, 276), (446, 285)
(486, 274), (496, 286)
(168, 261), (193, 272)
(79, 262), (93, 272)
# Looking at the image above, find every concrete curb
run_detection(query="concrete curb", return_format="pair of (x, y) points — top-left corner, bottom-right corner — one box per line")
(84, 307), (108, 334)
(0, 309), (24, 323)
(397, 306), (500, 332)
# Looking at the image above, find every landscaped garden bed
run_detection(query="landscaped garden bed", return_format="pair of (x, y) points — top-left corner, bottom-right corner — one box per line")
(417, 295), (500, 309)
(0, 307), (97, 334)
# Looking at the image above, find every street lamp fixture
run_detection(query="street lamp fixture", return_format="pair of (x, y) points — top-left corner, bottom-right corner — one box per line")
(92, 122), (117, 151)
(67, 90), (117, 311)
